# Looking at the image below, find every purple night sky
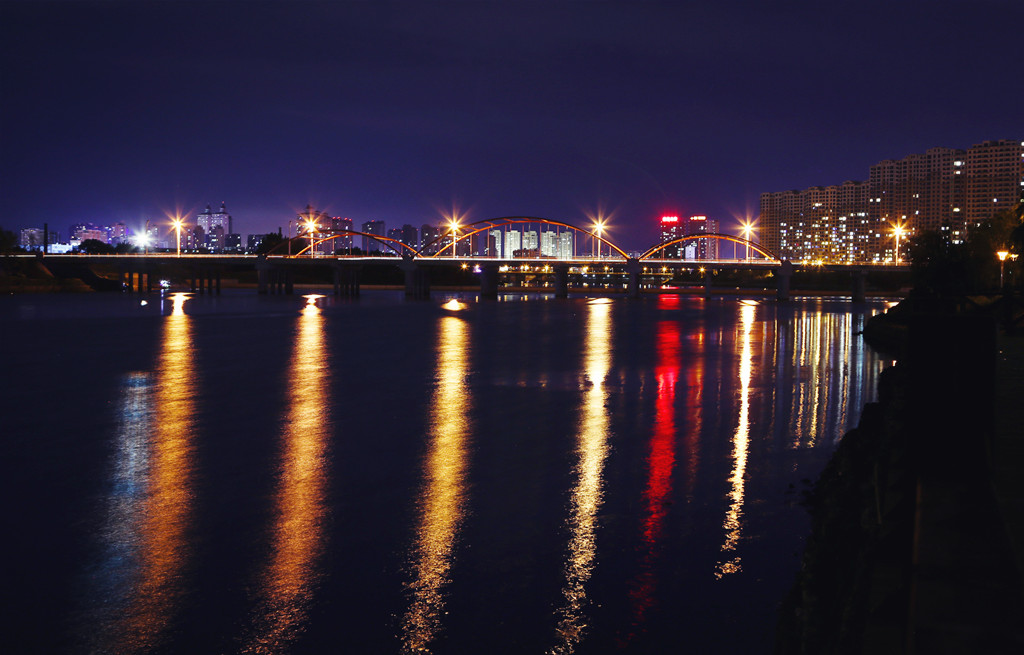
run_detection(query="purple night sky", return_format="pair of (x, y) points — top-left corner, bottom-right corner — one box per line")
(2, 0), (1021, 251)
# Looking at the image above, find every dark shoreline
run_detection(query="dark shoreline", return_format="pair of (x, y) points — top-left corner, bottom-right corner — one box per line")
(776, 298), (1024, 653)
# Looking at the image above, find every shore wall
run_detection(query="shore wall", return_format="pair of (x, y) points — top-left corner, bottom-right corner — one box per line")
(776, 309), (1024, 653)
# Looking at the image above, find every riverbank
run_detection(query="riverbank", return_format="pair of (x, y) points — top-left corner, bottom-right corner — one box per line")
(776, 299), (1024, 653)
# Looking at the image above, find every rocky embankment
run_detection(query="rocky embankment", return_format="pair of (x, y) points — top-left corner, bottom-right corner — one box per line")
(776, 298), (1024, 654)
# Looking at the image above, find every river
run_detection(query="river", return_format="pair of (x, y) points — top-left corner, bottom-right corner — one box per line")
(1, 290), (890, 653)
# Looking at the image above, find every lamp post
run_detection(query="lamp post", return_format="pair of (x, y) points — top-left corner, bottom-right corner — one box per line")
(592, 219), (605, 260)
(449, 218), (459, 259)
(304, 218), (318, 258)
(171, 217), (184, 257)
(997, 250), (1010, 290)
(893, 223), (906, 265)
(144, 219), (150, 255)
(740, 222), (755, 261)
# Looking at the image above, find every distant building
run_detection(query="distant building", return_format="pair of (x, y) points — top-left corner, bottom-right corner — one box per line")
(684, 215), (718, 260)
(196, 202), (233, 251)
(223, 233), (242, 253)
(109, 222), (128, 245)
(20, 228), (45, 250)
(361, 219), (385, 253)
(420, 224), (442, 254)
(329, 217), (354, 252)
(761, 139), (1024, 263)
(400, 224), (419, 252)
(247, 234), (272, 253)
(659, 215), (684, 258)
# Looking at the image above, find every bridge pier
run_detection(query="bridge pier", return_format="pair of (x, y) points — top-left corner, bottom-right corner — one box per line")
(703, 268), (713, 298)
(776, 260), (793, 302)
(553, 264), (569, 298)
(256, 260), (294, 295)
(626, 258), (641, 299)
(851, 269), (867, 303)
(400, 255), (430, 299)
(479, 264), (499, 300)
(333, 264), (361, 297)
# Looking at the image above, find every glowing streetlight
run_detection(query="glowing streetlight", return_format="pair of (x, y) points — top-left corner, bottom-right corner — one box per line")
(892, 222), (906, 265)
(448, 217), (460, 259)
(592, 219), (606, 260)
(304, 217), (319, 258)
(171, 216), (184, 257)
(997, 250), (1010, 290)
(740, 221), (756, 261)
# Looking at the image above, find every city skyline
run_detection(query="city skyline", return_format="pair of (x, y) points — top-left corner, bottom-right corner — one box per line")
(3, 1), (1022, 252)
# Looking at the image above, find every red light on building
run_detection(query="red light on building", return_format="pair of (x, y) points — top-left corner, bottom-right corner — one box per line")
(661, 215), (679, 223)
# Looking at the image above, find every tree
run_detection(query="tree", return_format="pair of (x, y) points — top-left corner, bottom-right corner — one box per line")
(255, 233), (285, 254)
(78, 239), (116, 254)
(908, 203), (1024, 295)
(0, 226), (20, 253)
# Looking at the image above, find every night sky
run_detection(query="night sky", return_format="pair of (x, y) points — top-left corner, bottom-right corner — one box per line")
(2, 0), (1021, 251)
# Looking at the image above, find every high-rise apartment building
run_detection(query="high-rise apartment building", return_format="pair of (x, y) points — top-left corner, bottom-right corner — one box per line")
(197, 202), (232, 236)
(420, 224), (441, 254)
(685, 215), (718, 260)
(361, 220), (385, 253)
(328, 216), (354, 252)
(761, 139), (1023, 263)
(659, 215), (685, 258)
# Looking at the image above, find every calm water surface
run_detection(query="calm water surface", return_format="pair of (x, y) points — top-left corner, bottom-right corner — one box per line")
(1, 290), (890, 653)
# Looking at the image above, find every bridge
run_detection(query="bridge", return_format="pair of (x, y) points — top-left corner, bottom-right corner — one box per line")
(23, 216), (907, 301)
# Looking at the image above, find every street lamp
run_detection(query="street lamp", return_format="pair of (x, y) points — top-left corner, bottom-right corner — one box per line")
(592, 219), (606, 260)
(304, 217), (319, 258)
(892, 223), (906, 265)
(144, 219), (150, 255)
(448, 218), (460, 259)
(171, 216), (184, 257)
(288, 220), (292, 256)
(740, 221), (755, 261)
(997, 250), (1010, 290)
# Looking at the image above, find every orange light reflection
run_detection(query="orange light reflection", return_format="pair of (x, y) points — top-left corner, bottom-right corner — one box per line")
(715, 301), (755, 578)
(244, 295), (331, 653)
(552, 299), (612, 653)
(401, 314), (472, 653)
(106, 292), (196, 651)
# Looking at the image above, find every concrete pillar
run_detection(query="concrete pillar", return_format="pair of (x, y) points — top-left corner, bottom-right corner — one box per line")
(215, 270), (221, 295)
(257, 256), (269, 294)
(626, 258), (642, 299)
(703, 268), (713, 298)
(776, 260), (793, 302)
(479, 264), (499, 299)
(851, 269), (867, 303)
(333, 264), (361, 296)
(284, 268), (294, 295)
(553, 264), (569, 298)
(400, 255), (430, 299)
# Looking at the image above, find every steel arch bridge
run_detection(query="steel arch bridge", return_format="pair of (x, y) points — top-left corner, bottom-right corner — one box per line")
(270, 216), (777, 262)
(640, 233), (778, 261)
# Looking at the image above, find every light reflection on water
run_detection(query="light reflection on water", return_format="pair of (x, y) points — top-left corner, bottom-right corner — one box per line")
(26, 292), (894, 653)
(625, 316), (681, 638)
(243, 294), (331, 653)
(715, 301), (756, 578)
(400, 313), (472, 653)
(91, 292), (197, 652)
(551, 298), (613, 653)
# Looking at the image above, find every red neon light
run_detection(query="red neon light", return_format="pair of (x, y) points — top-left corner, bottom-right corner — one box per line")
(661, 215), (679, 223)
